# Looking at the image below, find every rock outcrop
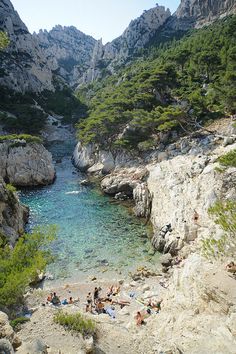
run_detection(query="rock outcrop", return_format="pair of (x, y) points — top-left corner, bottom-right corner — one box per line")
(73, 142), (139, 174)
(166, 0), (236, 30)
(176, 0), (236, 27)
(0, 0), (54, 93)
(133, 253), (236, 354)
(0, 312), (21, 352)
(35, 26), (97, 88)
(148, 142), (236, 255)
(0, 140), (55, 186)
(0, 177), (28, 246)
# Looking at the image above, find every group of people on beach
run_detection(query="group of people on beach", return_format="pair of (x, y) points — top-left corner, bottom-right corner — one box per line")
(85, 285), (130, 315)
(46, 284), (163, 326)
(46, 292), (78, 306)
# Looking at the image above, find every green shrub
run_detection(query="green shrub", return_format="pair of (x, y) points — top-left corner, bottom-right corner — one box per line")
(218, 149), (236, 168)
(0, 226), (56, 309)
(10, 317), (30, 331)
(54, 311), (96, 338)
(0, 32), (9, 50)
(0, 134), (42, 144)
(6, 184), (17, 193)
(202, 200), (236, 258)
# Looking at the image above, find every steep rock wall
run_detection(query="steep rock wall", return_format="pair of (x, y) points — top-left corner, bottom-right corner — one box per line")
(148, 143), (236, 254)
(0, 140), (55, 186)
(0, 177), (28, 246)
(0, 0), (54, 93)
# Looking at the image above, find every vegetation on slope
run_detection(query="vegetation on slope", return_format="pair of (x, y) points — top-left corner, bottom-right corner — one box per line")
(77, 16), (236, 150)
(0, 134), (42, 144)
(0, 83), (86, 134)
(202, 200), (236, 259)
(54, 311), (96, 338)
(0, 226), (56, 309)
(218, 149), (236, 168)
(0, 31), (9, 50)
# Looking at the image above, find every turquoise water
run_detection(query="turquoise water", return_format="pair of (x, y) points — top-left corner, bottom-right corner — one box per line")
(20, 142), (158, 284)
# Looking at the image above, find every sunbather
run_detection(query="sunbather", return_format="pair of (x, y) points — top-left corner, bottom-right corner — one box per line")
(135, 311), (145, 326)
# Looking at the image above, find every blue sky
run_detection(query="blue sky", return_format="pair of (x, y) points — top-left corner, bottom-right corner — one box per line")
(11, 0), (179, 43)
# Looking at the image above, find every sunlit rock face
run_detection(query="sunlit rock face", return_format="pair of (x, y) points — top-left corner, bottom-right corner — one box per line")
(0, 0), (54, 93)
(169, 0), (236, 30)
(81, 5), (171, 84)
(35, 26), (97, 88)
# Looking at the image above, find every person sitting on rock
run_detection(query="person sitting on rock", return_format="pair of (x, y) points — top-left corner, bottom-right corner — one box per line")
(93, 287), (99, 304)
(226, 261), (236, 273)
(96, 300), (105, 314)
(68, 297), (74, 304)
(51, 292), (61, 305)
(86, 292), (93, 312)
(47, 293), (53, 303)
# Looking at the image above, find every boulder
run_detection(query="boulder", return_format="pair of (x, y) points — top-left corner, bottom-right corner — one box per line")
(0, 312), (21, 351)
(0, 141), (55, 187)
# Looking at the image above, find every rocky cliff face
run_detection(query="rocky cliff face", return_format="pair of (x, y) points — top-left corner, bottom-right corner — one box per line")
(168, 0), (236, 30)
(0, 0), (54, 93)
(0, 139), (55, 186)
(35, 26), (97, 87)
(82, 5), (171, 83)
(0, 177), (28, 246)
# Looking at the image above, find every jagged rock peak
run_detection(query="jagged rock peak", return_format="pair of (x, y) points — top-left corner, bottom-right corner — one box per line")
(103, 5), (171, 59)
(0, 0), (54, 92)
(81, 4), (171, 84)
(35, 25), (97, 87)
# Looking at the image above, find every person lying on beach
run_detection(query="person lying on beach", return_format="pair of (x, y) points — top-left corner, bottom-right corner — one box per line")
(147, 299), (163, 312)
(111, 299), (130, 308)
(107, 285), (114, 297)
(135, 311), (145, 326)
(112, 286), (120, 296)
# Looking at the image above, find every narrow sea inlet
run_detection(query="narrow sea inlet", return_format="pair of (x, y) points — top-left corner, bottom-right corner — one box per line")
(20, 142), (158, 284)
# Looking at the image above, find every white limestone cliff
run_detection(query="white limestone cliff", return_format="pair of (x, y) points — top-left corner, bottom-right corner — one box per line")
(0, 0), (54, 93)
(0, 140), (55, 187)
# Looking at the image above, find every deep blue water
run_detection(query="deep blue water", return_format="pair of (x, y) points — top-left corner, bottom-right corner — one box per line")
(20, 142), (158, 283)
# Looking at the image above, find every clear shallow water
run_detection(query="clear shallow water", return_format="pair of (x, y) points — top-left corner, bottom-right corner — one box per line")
(20, 142), (159, 284)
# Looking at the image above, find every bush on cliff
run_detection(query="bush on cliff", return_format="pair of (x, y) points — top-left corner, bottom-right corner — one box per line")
(0, 134), (42, 144)
(0, 226), (56, 309)
(202, 200), (236, 258)
(0, 32), (9, 50)
(218, 149), (236, 168)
